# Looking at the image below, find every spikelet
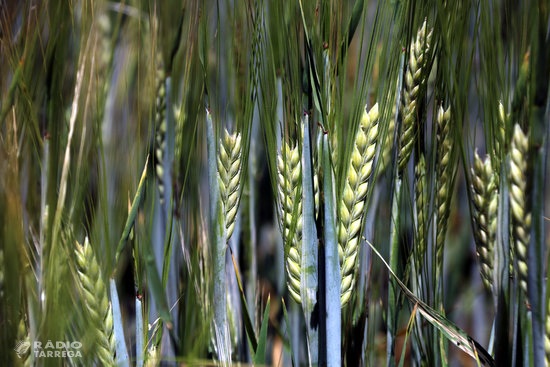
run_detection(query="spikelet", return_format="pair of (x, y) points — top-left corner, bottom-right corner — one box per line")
(509, 124), (530, 297)
(414, 153), (428, 271)
(471, 152), (497, 293)
(154, 59), (167, 205)
(217, 129), (242, 240)
(495, 101), (507, 159)
(277, 141), (302, 304)
(75, 237), (116, 366)
(398, 20), (433, 173)
(338, 103), (379, 306)
(435, 106), (452, 278)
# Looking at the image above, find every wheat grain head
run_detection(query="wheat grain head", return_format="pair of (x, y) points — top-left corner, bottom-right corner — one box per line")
(75, 237), (116, 366)
(338, 103), (379, 306)
(217, 129), (242, 240)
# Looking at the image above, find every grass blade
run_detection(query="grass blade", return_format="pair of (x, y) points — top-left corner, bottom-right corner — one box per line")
(115, 159), (149, 264)
(366, 239), (495, 367)
(254, 295), (271, 365)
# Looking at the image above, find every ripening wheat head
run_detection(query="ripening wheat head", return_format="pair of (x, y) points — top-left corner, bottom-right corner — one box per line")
(509, 123), (530, 297)
(338, 103), (379, 306)
(277, 141), (303, 304)
(217, 128), (242, 240)
(75, 237), (116, 366)
(414, 152), (427, 271)
(471, 151), (497, 293)
(398, 20), (433, 173)
(154, 58), (167, 205)
(435, 106), (452, 274)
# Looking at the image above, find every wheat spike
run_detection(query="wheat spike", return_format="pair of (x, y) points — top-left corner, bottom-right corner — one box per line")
(338, 103), (379, 306)
(217, 129), (242, 240)
(277, 141), (302, 304)
(471, 152), (497, 293)
(435, 106), (452, 279)
(509, 123), (530, 297)
(154, 59), (167, 205)
(75, 237), (116, 366)
(414, 153), (428, 271)
(398, 20), (432, 173)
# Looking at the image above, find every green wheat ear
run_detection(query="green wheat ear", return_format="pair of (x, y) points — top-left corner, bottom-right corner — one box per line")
(471, 151), (497, 293)
(509, 123), (530, 298)
(414, 152), (427, 272)
(277, 141), (303, 304)
(75, 237), (116, 366)
(154, 57), (167, 205)
(435, 106), (452, 278)
(338, 103), (379, 306)
(217, 128), (242, 240)
(398, 20), (433, 173)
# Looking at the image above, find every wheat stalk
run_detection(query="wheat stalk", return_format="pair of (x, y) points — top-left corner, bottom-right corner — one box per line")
(509, 123), (530, 298)
(75, 237), (116, 366)
(338, 103), (379, 306)
(471, 151), (497, 293)
(217, 129), (242, 240)
(277, 141), (302, 304)
(398, 20), (433, 173)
